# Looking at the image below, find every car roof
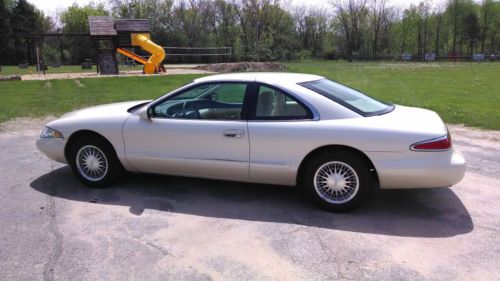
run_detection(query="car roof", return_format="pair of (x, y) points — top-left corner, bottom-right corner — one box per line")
(193, 72), (324, 84)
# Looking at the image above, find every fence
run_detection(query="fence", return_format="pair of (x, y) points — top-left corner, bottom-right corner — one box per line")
(340, 54), (498, 62)
(163, 47), (232, 64)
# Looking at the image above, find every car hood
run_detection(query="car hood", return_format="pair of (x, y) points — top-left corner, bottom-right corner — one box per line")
(46, 100), (151, 135)
(59, 100), (151, 120)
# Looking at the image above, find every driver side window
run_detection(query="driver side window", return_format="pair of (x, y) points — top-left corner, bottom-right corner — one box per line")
(152, 83), (248, 120)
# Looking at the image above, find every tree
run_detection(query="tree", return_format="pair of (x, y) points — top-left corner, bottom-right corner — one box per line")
(213, 0), (239, 50)
(60, 2), (108, 64)
(294, 7), (328, 58)
(10, 0), (46, 63)
(417, 1), (431, 58)
(369, 0), (388, 58)
(110, 0), (176, 46)
(332, 0), (368, 59)
(2, 0), (498, 64)
(398, 5), (419, 55)
(233, 0), (294, 61)
(433, 4), (444, 56)
(479, 0), (494, 53)
(234, 0), (272, 61)
(463, 11), (480, 55)
(0, 0), (13, 64)
(489, 2), (500, 55)
(446, 0), (462, 55)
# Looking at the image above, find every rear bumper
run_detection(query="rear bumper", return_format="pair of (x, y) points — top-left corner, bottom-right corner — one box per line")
(366, 148), (466, 189)
(36, 137), (67, 164)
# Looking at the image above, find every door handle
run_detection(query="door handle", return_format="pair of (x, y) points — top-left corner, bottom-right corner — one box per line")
(224, 129), (244, 139)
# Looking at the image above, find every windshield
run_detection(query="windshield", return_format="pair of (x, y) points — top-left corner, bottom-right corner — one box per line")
(300, 79), (393, 116)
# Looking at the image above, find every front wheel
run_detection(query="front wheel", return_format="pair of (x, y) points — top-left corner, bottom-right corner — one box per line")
(68, 136), (123, 187)
(303, 151), (374, 212)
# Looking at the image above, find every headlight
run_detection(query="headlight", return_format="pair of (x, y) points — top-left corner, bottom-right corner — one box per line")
(40, 127), (63, 139)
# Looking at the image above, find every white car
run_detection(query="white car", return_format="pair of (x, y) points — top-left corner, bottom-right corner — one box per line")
(37, 73), (466, 211)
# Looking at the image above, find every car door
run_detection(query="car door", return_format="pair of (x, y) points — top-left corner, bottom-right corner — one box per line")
(123, 82), (251, 182)
(247, 83), (315, 185)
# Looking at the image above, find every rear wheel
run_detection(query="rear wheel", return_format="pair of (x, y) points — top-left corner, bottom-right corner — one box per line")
(68, 135), (123, 187)
(303, 151), (373, 212)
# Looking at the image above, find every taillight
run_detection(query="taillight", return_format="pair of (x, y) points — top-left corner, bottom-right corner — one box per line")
(410, 133), (452, 151)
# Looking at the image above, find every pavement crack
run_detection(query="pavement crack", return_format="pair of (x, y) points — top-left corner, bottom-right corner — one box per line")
(9, 183), (22, 193)
(311, 231), (337, 266)
(280, 226), (305, 235)
(144, 240), (174, 257)
(42, 163), (63, 281)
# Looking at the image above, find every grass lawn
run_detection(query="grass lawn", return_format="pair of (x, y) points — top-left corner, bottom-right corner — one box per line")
(0, 75), (203, 124)
(286, 61), (500, 130)
(0, 61), (499, 130)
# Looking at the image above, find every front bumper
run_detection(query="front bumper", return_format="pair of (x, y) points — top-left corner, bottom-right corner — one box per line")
(366, 148), (466, 189)
(36, 137), (67, 164)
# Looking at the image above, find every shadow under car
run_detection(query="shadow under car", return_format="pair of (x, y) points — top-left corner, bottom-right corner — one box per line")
(30, 166), (473, 238)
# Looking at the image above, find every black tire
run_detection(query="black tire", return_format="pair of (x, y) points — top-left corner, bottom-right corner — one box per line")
(68, 135), (124, 188)
(303, 150), (374, 212)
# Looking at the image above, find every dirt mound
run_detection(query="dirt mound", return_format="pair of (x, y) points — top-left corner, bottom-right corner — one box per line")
(195, 62), (287, 73)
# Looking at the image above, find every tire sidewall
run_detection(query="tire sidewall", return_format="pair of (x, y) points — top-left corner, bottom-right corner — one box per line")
(68, 136), (122, 187)
(303, 151), (372, 212)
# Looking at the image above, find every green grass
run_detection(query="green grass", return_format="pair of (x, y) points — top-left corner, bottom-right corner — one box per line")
(0, 75), (203, 123)
(0, 61), (499, 130)
(286, 61), (500, 130)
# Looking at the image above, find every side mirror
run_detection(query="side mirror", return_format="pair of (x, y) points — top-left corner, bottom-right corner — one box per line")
(147, 106), (154, 118)
(139, 106), (152, 120)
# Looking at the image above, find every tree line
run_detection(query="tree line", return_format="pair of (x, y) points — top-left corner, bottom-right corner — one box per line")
(0, 0), (499, 65)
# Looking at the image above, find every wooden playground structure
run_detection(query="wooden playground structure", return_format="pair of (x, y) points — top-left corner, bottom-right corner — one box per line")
(88, 16), (165, 75)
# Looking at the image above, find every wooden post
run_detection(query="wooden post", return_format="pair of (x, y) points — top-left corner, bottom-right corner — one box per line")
(35, 43), (41, 74)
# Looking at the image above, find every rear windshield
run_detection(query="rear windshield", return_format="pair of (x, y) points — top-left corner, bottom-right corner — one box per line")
(300, 79), (394, 116)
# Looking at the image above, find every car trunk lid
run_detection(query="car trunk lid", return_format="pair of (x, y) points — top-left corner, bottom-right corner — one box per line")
(371, 105), (447, 138)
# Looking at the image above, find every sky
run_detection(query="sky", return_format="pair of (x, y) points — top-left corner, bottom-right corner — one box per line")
(28, 0), (445, 17)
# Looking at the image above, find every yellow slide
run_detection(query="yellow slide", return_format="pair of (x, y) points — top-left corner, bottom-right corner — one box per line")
(116, 47), (148, 65)
(118, 33), (166, 74)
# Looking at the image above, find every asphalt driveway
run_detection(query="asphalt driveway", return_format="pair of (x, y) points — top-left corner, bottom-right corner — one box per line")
(0, 121), (499, 281)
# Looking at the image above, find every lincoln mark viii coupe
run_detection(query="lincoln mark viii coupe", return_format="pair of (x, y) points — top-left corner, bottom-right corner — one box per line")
(37, 73), (466, 211)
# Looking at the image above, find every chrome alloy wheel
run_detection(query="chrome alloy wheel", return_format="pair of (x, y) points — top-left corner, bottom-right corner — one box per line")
(313, 161), (360, 204)
(76, 145), (108, 182)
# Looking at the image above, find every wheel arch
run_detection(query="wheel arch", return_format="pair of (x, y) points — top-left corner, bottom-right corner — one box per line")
(64, 130), (120, 164)
(296, 145), (380, 187)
